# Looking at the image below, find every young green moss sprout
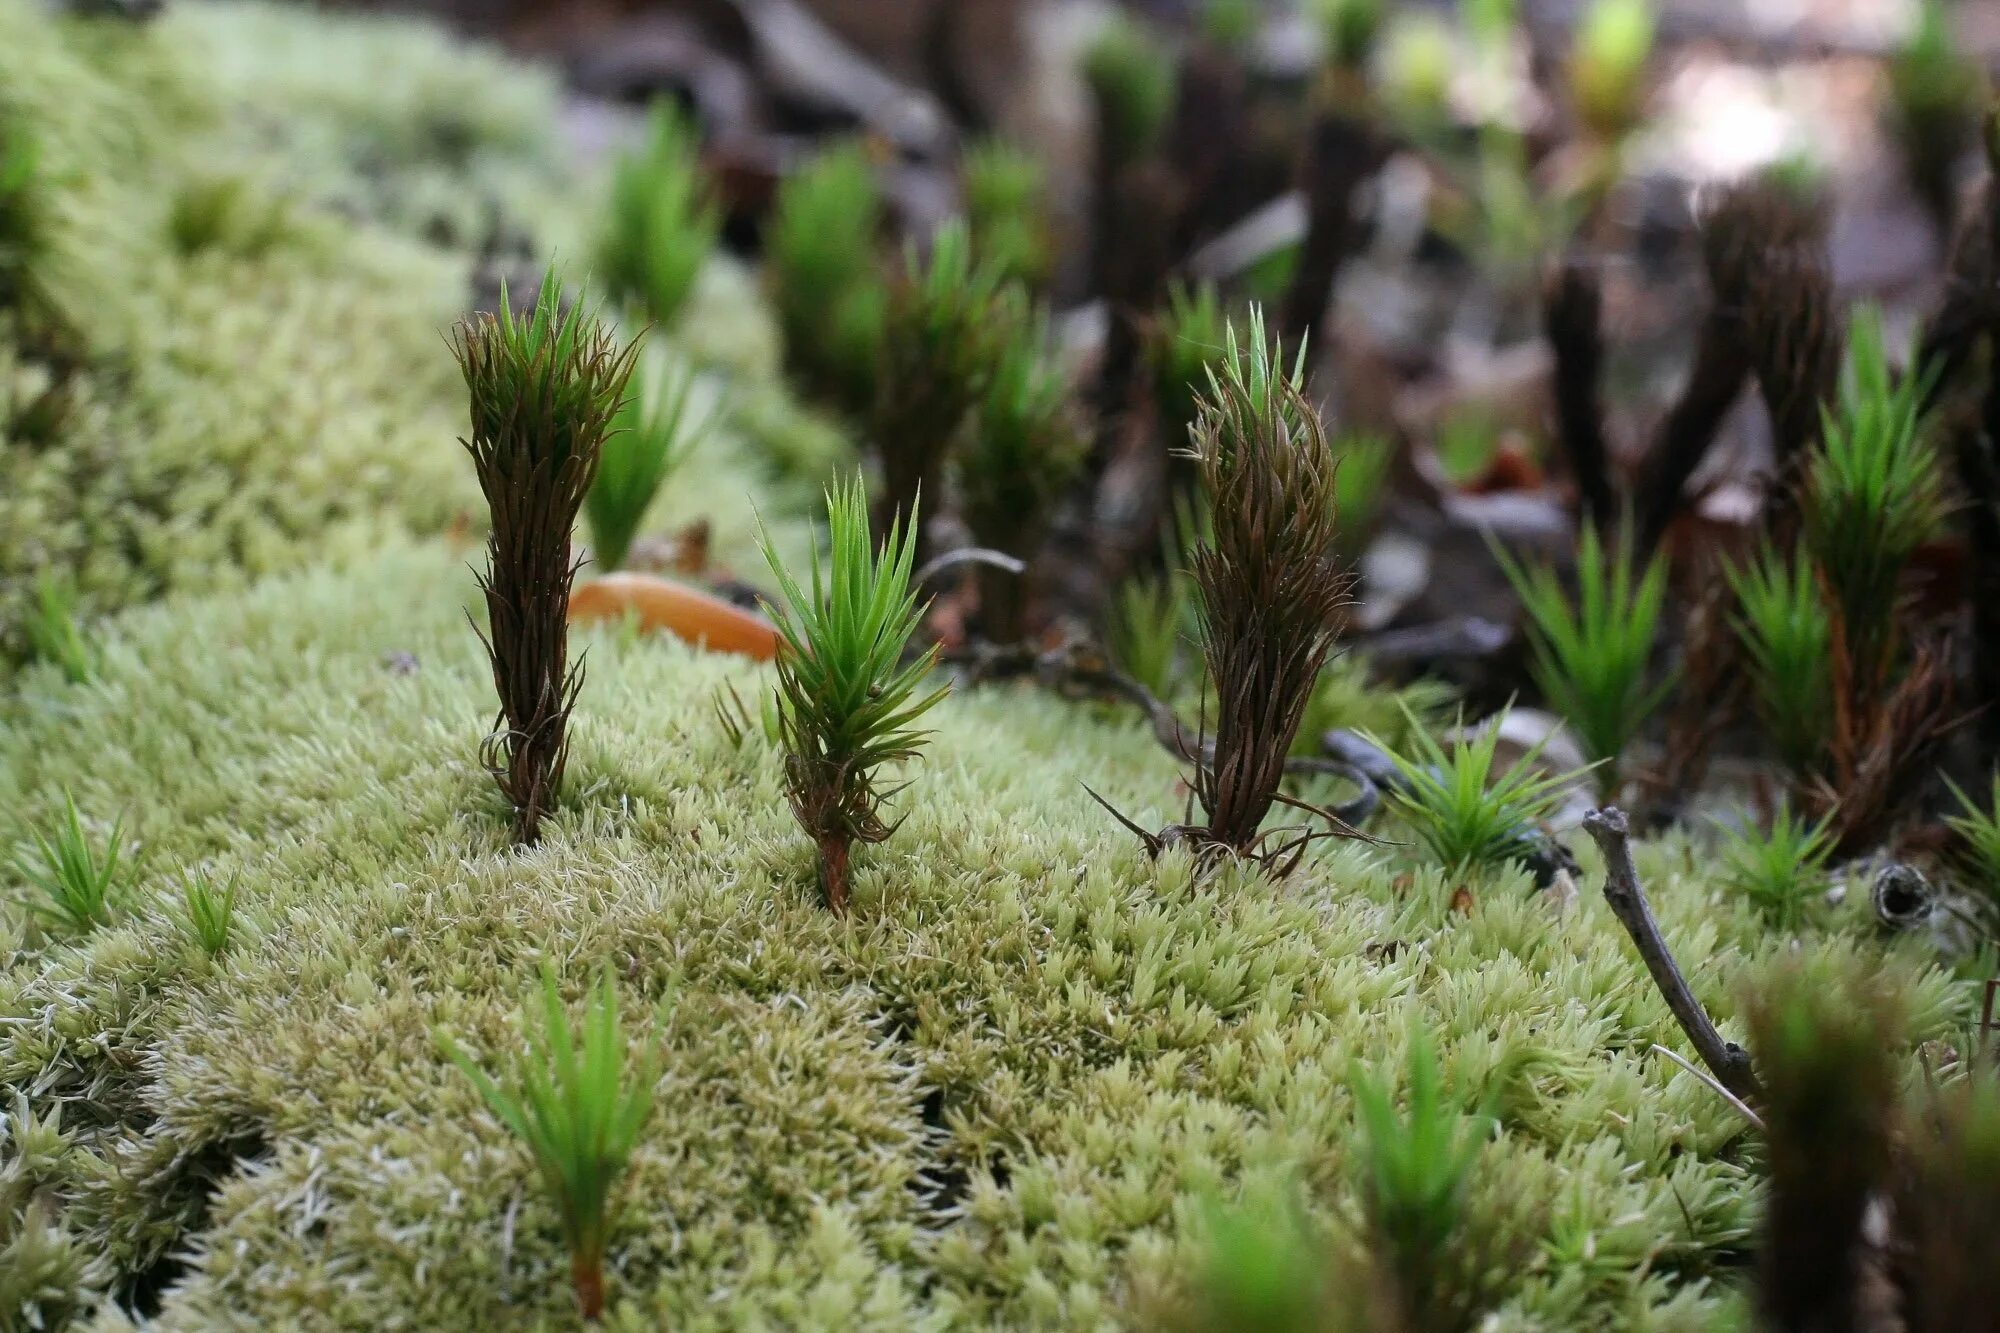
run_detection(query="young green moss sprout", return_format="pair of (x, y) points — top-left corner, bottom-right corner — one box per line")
(954, 311), (1084, 642)
(10, 792), (125, 933)
(963, 137), (1052, 289)
(1350, 1026), (1493, 1333)
(180, 868), (238, 956)
(0, 114), (41, 314)
(1725, 543), (1833, 777)
(1081, 12), (1178, 174)
(1314, 0), (1384, 72)
(872, 222), (1012, 546)
(1183, 312), (1353, 863)
(1107, 573), (1191, 700)
(1167, 1188), (1328, 1332)
(1747, 961), (1905, 1333)
(1717, 802), (1834, 929)
(1331, 431), (1395, 559)
(600, 102), (719, 328)
(439, 968), (661, 1321)
(758, 475), (948, 914)
(584, 352), (714, 573)
(451, 266), (641, 845)
(1372, 706), (1581, 880)
(1496, 521), (1671, 791)
(1888, 0), (1987, 235)
(1805, 307), (1944, 689)
(25, 573), (94, 684)
(1894, 1074), (2000, 1331)
(1943, 771), (2000, 923)
(1568, 0), (1656, 142)
(767, 141), (885, 415)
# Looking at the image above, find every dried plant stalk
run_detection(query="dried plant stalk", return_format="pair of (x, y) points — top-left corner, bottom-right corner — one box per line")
(1185, 312), (1352, 861)
(451, 269), (640, 844)
(1543, 256), (1616, 525)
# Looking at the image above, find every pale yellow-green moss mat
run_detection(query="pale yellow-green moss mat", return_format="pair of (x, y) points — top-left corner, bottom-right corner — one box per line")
(0, 2), (1973, 1330)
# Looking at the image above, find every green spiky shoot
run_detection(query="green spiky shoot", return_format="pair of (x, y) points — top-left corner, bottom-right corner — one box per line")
(1887, 1), (1987, 229)
(1108, 573), (1193, 700)
(451, 266), (642, 845)
(1082, 12), (1178, 172)
(1314, 0), (1385, 71)
(1718, 803), (1835, 929)
(439, 968), (662, 1322)
(600, 102), (719, 328)
(9, 792), (125, 933)
(585, 353), (716, 573)
(1171, 1187), (1330, 1332)
(759, 475), (948, 913)
(767, 141), (885, 415)
(1747, 962), (1905, 1333)
(1332, 431), (1396, 557)
(0, 114), (42, 314)
(24, 573), (94, 684)
(1496, 522), (1671, 789)
(180, 868), (239, 956)
(1350, 1025), (1492, 1333)
(1150, 280), (1231, 449)
(1569, 0), (1656, 141)
(955, 311), (1084, 642)
(1725, 543), (1833, 777)
(1371, 705), (1583, 879)
(873, 221), (1014, 545)
(1944, 771), (2000, 923)
(1805, 307), (1944, 689)
(1182, 310), (1353, 863)
(964, 137), (1052, 289)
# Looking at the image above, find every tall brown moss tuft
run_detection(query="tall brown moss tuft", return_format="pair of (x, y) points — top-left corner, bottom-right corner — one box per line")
(450, 267), (640, 844)
(1184, 311), (1352, 862)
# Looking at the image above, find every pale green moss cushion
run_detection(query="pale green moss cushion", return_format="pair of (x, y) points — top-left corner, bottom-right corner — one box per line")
(0, 540), (1960, 1329)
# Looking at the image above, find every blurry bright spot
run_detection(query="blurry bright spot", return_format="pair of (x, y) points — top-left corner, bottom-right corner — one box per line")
(1655, 62), (1798, 179)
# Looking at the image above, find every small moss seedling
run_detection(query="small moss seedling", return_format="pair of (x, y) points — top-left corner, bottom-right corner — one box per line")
(1725, 543), (1834, 778)
(24, 573), (94, 684)
(180, 867), (239, 956)
(963, 137), (1053, 289)
(451, 265), (641, 845)
(767, 141), (885, 416)
(600, 103), (718, 328)
(10, 792), (125, 933)
(1718, 802), (1835, 929)
(439, 968), (662, 1321)
(759, 475), (948, 913)
(584, 353), (714, 573)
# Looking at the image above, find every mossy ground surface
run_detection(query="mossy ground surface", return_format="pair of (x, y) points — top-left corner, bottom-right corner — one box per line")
(0, 4), (1975, 1331)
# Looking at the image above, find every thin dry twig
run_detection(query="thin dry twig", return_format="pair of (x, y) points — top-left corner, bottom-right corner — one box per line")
(1583, 806), (1761, 1103)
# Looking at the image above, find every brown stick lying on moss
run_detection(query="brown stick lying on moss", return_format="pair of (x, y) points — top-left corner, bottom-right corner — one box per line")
(451, 267), (640, 845)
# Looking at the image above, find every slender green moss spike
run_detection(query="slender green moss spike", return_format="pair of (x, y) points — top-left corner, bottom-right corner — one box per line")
(1350, 1025), (1494, 1333)
(600, 102), (719, 328)
(1724, 543), (1833, 778)
(1717, 803), (1835, 929)
(1313, 0), (1384, 72)
(758, 475), (948, 913)
(1747, 962), (1905, 1333)
(1182, 311), (1352, 862)
(872, 221), (1013, 547)
(180, 868), (239, 956)
(1888, 0), (1988, 231)
(1495, 521), (1671, 789)
(1107, 573), (1191, 699)
(1943, 771), (2000, 922)
(1081, 12), (1178, 172)
(24, 573), (94, 684)
(9, 792), (125, 933)
(954, 311), (1084, 642)
(1805, 307), (1943, 689)
(1166, 1186), (1329, 1332)
(767, 141), (885, 416)
(585, 353), (715, 572)
(963, 137), (1053, 289)
(438, 968), (662, 1322)
(1370, 704), (1582, 879)
(0, 113), (41, 314)
(1569, 0), (1655, 141)
(1148, 280), (1230, 494)
(1331, 430), (1395, 558)
(450, 266), (641, 845)
(1893, 1074), (2000, 1331)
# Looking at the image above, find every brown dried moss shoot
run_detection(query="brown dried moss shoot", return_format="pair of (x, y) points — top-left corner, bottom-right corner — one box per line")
(1181, 310), (1353, 866)
(450, 267), (641, 844)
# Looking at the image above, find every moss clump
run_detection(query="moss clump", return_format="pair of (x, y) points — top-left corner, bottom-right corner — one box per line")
(0, 541), (1965, 1328)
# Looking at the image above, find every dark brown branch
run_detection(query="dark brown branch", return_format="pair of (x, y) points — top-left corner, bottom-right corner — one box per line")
(1276, 90), (1386, 355)
(1633, 309), (1746, 556)
(1543, 257), (1616, 526)
(1582, 806), (1761, 1103)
